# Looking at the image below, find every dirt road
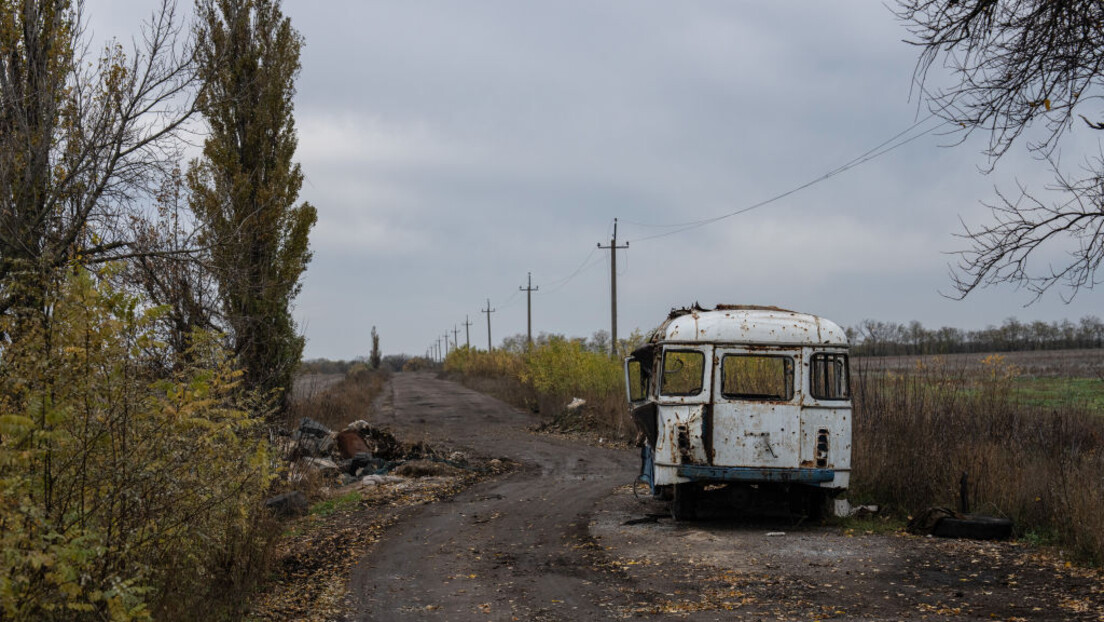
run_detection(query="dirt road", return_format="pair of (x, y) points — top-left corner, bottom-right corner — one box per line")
(346, 373), (1103, 621)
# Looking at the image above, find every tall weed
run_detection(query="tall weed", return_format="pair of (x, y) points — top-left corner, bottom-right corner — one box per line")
(852, 355), (1104, 561)
(284, 365), (390, 432)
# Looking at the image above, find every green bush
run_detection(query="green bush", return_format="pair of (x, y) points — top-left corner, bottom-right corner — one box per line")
(0, 269), (275, 620)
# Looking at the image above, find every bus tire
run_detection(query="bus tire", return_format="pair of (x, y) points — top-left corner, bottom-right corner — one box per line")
(803, 489), (828, 521)
(671, 483), (698, 521)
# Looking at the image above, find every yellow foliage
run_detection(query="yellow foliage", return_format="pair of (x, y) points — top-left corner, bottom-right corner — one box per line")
(445, 338), (621, 399)
(444, 346), (524, 379)
(980, 353), (1021, 381)
(0, 269), (274, 621)
(521, 336), (622, 397)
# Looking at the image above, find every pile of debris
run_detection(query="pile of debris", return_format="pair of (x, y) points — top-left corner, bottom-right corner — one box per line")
(266, 418), (475, 517)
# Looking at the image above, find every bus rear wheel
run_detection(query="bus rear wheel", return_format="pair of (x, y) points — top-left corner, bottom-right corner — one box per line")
(671, 483), (699, 521)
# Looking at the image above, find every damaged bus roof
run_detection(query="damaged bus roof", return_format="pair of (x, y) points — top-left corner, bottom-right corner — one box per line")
(648, 305), (849, 347)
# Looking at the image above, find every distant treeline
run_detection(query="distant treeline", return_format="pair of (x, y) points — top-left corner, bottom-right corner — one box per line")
(849, 316), (1104, 357)
(300, 354), (410, 374)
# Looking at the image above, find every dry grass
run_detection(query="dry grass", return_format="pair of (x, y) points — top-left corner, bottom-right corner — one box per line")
(284, 367), (390, 431)
(851, 356), (1104, 562)
(859, 348), (1104, 378)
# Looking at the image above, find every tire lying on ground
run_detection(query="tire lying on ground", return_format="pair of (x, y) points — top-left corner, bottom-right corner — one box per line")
(932, 514), (1013, 540)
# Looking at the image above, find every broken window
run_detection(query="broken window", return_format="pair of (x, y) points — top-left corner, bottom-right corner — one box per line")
(626, 358), (647, 402)
(721, 355), (794, 400)
(810, 353), (850, 400)
(660, 349), (704, 396)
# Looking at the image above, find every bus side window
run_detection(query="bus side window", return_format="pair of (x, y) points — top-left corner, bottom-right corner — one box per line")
(810, 353), (850, 400)
(626, 358), (647, 402)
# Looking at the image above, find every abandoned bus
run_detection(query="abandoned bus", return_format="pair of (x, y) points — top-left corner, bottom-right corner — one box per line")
(624, 305), (851, 519)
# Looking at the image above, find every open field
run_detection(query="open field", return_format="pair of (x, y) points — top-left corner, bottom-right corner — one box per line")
(857, 348), (1104, 378)
(857, 349), (1104, 411)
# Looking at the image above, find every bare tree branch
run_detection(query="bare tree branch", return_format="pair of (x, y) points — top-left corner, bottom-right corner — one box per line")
(899, 0), (1104, 299)
(0, 0), (198, 317)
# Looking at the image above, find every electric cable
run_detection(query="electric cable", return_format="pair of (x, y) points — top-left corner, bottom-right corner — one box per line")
(624, 113), (945, 242)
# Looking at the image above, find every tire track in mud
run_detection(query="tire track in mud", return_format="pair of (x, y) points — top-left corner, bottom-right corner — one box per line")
(346, 372), (639, 621)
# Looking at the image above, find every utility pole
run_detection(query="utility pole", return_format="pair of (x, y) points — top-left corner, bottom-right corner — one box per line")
(443, 333), (450, 358)
(597, 217), (629, 357)
(452, 325), (460, 350)
(437, 336), (443, 362)
(482, 298), (496, 351)
(519, 272), (539, 348)
(463, 315), (473, 349)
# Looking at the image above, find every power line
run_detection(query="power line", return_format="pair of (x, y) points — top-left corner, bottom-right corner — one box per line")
(497, 289), (522, 310)
(544, 246), (603, 294)
(624, 113), (944, 242)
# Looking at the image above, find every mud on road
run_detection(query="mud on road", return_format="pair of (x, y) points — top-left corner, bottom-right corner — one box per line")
(346, 373), (1103, 621)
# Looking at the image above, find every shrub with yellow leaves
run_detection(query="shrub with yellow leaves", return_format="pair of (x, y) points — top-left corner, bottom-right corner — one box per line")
(444, 338), (631, 440)
(0, 269), (275, 621)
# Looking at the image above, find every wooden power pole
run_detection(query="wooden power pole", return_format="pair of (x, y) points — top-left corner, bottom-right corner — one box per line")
(597, 218), (629, 356)
(463, 315), (473, 349)
(482, 299), (496, 351)
(519, 272), (539, 348)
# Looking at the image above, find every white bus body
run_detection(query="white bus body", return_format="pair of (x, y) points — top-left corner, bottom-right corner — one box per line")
(625, 305), (852, 519)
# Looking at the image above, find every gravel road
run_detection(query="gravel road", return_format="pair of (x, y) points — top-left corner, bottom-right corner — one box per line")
(346, 372), (1104, 621)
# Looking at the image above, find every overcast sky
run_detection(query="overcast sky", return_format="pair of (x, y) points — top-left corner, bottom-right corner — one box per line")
(91, 2), (1104, 359)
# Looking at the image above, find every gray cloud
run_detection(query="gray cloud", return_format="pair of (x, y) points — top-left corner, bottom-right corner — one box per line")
(88, 1), (1104, 357)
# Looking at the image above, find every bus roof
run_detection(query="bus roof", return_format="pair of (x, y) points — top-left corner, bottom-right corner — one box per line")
(652, 305), (849, 347)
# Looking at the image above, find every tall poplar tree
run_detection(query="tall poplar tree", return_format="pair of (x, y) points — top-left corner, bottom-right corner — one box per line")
(189, 0), (316, 411)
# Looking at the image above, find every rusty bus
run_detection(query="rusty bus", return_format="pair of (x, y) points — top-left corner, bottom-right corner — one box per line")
(624, 305), (852, 520)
